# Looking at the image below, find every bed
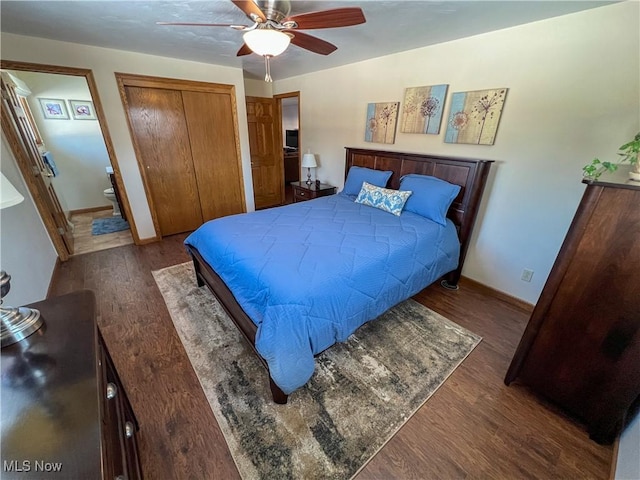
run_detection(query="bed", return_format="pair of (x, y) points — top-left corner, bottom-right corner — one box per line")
(185, 147), (493, 403)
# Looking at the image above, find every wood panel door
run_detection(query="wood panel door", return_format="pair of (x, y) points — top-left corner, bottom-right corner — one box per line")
(124, 86), (203, 236)
(119, 74), (245, 237)
(182, 91), (244, 221)
(246, 96), (283, 209)
(1, 73), (74, 254)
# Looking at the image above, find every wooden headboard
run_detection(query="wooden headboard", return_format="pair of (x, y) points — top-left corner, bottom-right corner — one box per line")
(345, 147), (493, 288)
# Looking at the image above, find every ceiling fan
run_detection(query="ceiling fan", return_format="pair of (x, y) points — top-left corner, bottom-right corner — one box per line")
(158, 0), (366, 81)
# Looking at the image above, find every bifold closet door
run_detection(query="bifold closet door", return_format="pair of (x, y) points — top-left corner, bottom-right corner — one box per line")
(124, 86), (203, 236)
(182, 91), (244, 221)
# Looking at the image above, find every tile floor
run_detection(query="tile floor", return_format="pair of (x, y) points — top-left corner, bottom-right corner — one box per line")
(70, 208), (134, 256)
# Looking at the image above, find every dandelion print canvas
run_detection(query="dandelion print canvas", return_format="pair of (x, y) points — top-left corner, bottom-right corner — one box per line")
(365, 102), (399, 144)
(401, 84), (448, 134)
(445, 88), (508, 145)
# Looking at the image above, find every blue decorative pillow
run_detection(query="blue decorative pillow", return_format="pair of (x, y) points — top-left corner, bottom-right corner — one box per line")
(355, 182), (412, 216)
(342, 166), (393, 196)
(399, 174), (461, 226)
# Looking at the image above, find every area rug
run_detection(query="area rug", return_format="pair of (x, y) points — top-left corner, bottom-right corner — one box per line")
(91, 217), (129, 235)
(153, 262), (481, 480)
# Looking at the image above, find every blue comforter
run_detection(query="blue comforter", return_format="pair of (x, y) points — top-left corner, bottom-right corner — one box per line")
(184, 194), (460, 394)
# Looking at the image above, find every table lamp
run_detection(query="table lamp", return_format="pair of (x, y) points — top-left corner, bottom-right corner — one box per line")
(301, 151), (317, 186)
(1, 172), (43, 348)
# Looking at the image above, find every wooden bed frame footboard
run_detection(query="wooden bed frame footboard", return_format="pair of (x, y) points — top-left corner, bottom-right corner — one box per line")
(188, 245), (289, 404)
(188, 148), (493, 403)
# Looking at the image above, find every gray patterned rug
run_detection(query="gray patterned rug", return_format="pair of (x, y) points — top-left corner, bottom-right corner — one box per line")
(153, 262), (481, 480)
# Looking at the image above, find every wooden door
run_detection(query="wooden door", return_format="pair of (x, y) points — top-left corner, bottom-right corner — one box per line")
(124, 86), (203, 236)
(0, 73), (74, 254)
(246, 96), (284, 209)
(182, 91), (244, 221)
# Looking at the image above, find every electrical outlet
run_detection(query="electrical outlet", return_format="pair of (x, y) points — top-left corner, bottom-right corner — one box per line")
(521, 269), (534, 282)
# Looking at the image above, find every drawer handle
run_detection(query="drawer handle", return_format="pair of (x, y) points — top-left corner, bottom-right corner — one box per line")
(106, 383), (118, 400)
(300, 192), (305, 196)
(125, 421), (135, 438)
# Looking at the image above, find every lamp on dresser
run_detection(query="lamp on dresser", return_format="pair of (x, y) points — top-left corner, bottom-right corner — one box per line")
(0, 172), (43, 348)
(301, 150), (317, 185)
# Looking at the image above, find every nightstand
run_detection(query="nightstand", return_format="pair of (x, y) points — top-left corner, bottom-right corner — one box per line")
(291, 181), (336, 202)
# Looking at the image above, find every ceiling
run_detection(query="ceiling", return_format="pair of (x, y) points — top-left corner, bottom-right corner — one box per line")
(1, 1), (614, 81)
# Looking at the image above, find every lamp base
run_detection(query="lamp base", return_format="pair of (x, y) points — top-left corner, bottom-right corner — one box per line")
(1, 305), (43, 348)
(306, 168), (313, 185)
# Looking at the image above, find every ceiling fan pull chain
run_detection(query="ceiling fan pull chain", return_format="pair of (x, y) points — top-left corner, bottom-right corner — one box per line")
(264, 55), (273, 82)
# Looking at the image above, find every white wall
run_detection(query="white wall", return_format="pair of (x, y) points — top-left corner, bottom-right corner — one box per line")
(616, 412), (640, 480)
(0, 134), (58, 305)
(16, 70), (112, 211)
(274, 1), (639, 304)
(1, 33), (255, 240)
(244, 78), (272, 97)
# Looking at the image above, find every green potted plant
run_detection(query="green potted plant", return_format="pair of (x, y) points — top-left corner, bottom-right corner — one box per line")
(582, 132), (640, 182)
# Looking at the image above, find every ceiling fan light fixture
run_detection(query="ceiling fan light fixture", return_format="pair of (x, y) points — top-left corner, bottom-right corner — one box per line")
(243, 29), (290, 57)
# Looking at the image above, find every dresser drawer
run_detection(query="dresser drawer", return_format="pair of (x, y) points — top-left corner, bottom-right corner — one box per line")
(99, 333), (143, 480)
(292, 183), (336, 202)
(293, 187), (311, 202)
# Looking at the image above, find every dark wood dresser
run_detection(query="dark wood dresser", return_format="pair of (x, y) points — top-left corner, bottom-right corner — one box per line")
(505, 173), (640, 444)
(1, 290), (142, 479)
(283, 150), (299, 183)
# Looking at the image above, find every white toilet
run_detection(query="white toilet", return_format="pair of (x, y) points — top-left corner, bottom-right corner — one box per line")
(104, 187), (121, 217)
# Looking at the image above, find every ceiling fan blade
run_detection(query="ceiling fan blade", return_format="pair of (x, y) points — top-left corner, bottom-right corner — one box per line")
(288, 31), (337, 56)
(231, 0), (266, 23)
(236, 43), (253, 56)
(157, 22), (247, 29)
(285, 7), (365, 30)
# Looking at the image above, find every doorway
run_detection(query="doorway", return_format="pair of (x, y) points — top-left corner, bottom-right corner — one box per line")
(245, 91), (300, 209)
(278, 93), (300, 204)
(0, 61), (134, 259)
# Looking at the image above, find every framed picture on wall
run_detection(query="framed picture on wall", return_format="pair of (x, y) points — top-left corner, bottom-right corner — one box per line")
(400, 84), (448, 135)
(69, 99), (97, 120)
(38, 98), (69, 120)
(444, 88), (508, 145)
(364, 102), (400, 144)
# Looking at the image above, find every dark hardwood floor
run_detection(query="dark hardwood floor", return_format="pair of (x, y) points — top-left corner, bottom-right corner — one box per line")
(49, 236), (614, 479)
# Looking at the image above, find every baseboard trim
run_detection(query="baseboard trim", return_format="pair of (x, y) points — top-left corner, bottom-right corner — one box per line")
(46, 257), (62, 299)
(137, 235), (162, 245)
(460, 276), (535, 313)
(69, 205), (111, 216)
(609, 433), (619, 480)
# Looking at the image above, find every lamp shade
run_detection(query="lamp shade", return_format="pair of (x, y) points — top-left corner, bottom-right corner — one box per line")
(0, 173), (24, 210)
(301, 152), (317, 168)
(243, 29), (291, 57)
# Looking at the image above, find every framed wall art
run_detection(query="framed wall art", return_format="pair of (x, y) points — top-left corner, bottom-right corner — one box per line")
(401, 84), (448, 134)
(69, 99), (97, 120)
(365, 102), (399, 144)
(444, 88), (508, 145)
(38, 98), (69, 120)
